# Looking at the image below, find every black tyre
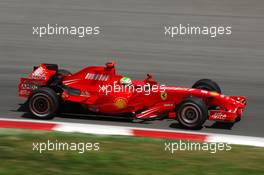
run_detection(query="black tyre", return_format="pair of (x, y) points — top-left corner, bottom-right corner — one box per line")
(58, 69), (72, 76)
(47, 69), (72, 87)
(177, 97), (207, 129)
(28, 87), (60, 119)
(192, 79), (221, 93)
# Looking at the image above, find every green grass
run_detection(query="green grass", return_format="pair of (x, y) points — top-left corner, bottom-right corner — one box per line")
(0, 129), (264, 175)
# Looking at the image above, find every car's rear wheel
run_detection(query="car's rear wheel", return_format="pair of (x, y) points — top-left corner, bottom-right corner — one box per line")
(47, 69), (72, 88)
(177, 97), (207, 129)
(58, 69), (72, 76)
(28, 87), (59, 119)
(192, 79), (221, 93)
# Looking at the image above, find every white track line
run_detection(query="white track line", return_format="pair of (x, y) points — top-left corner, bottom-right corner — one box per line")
(0, 118), (263, 147)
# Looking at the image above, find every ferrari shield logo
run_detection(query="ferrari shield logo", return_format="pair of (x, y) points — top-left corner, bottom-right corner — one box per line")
(160, 92), (168, 101)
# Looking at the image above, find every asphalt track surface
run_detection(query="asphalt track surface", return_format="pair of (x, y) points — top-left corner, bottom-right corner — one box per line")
(0, 0), (264, 137)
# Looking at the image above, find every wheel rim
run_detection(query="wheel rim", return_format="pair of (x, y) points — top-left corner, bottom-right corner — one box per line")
(30, 94), (51, 117)
(180, 103), (201, 124)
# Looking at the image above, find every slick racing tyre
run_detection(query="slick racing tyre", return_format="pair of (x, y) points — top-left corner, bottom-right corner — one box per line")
(177, 97), (207, 129)
(28, 87), (60, 119)
(58, 69), (72, 76)
(192, 79), (221, 93)
(47, 69), (72, 87)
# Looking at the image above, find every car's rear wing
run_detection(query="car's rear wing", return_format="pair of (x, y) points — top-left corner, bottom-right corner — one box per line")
(18, 78), (47, 97)
(18, 63), (58, 97)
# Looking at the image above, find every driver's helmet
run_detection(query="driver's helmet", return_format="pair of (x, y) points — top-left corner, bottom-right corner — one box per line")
(119, 77), (132, 86)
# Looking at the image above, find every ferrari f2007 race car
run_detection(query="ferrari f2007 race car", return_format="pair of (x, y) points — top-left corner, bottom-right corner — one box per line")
(18, 62), (246, 129)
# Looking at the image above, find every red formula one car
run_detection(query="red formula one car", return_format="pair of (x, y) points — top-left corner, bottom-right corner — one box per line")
(18, 62), (246, 129)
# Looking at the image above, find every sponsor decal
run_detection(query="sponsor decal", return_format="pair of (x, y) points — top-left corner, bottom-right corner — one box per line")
(19, 90), (30, 95)
(211, 112), (227, 120)
(80, 90), (90, 97)
(164, 103), (173, 107)
(32, 75), (46, 80)
(32, 66), (47, 80)
(160, 92), (168, 101)
(21, 84), (38, 90)
(114, 97), (128, 109)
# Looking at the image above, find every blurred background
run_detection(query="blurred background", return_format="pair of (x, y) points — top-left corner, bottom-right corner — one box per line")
(0, 0), (264, 136)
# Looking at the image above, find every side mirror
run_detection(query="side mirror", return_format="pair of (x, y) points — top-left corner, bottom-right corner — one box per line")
(105, 61), (115, 68)
(147, 74), (153, 80)
(144, 73), (154, 82)
(144, 73), (157, 85)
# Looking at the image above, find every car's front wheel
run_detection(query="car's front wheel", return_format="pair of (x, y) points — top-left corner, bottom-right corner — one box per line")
(176, 97), (207, 129)
(28, 87), (59, 119)
(192, 79), (221, 93)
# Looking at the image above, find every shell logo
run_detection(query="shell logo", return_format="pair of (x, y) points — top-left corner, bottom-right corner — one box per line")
(114, 97), (128, 109)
